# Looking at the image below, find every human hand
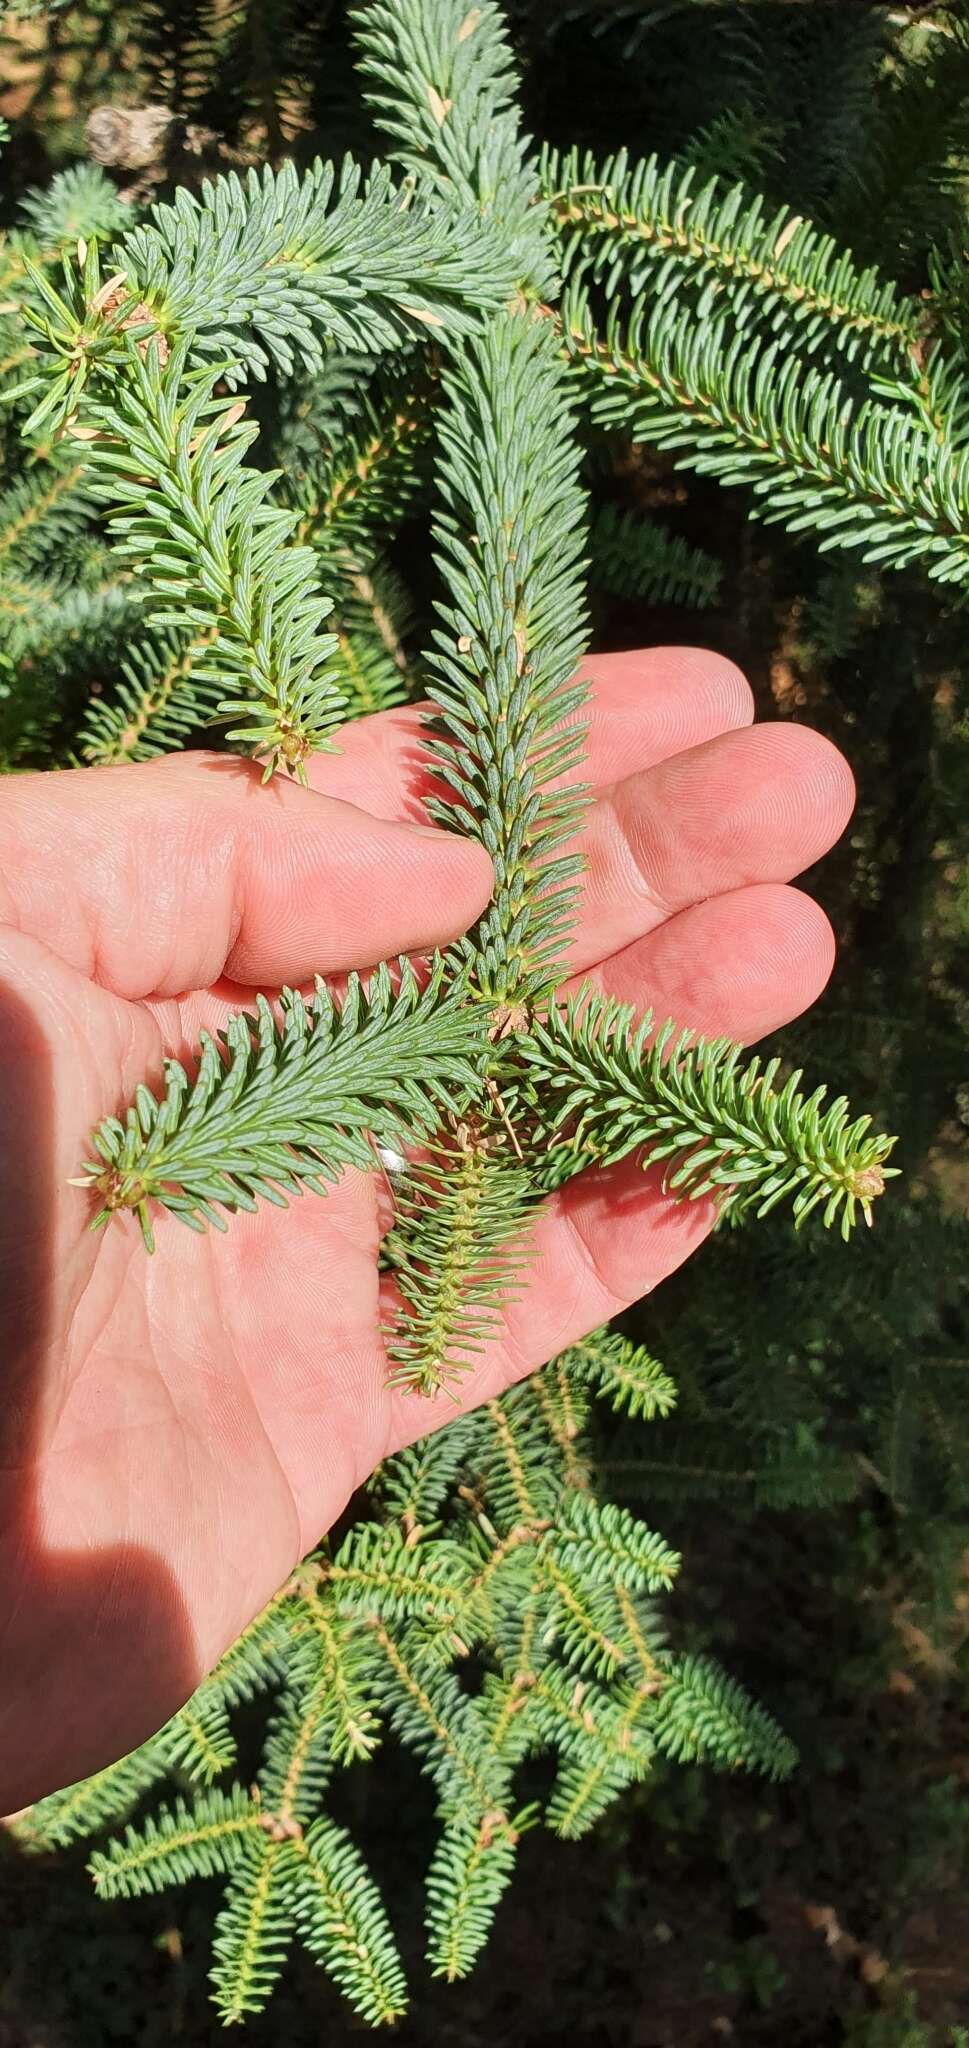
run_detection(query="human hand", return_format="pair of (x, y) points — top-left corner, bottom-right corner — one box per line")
(0, 648), (852, 1809)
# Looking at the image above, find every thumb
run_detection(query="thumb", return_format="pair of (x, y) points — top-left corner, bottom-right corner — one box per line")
(0, 752), (494, 1000)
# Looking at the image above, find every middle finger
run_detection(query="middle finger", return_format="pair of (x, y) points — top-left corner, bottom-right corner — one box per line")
(565, 719), (854, 977)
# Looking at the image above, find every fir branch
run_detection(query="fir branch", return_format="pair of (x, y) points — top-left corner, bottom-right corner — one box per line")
(537, 1553), (629, 1680)
(200, 1595), (293, 1710)
(560, 1327), (678, 1422)
(160, 1690), (238, 1784)
(525, 990), (898, 1238)
(546, 1494), (681, 1597)
(653, 1653), (797, 1780)
(562, 288), (969, 585)
(76, 958), (487, 1250)
(9, 1747), (171, 1852)
(589, 500), (722, 609)
(0, 458), (91, 570)
(0, 579), (144, 770)
(525, 1359), (593, 1492)
(614, 1580), (668, 1686)
(539, 1665), (659, 1840)
(325, 559), (414, 718)
(7, 580), (139, 659)
(0, 565), (54, 621)
(679, 101), (781, 193)
(370, 1416), (483, 1527)
(291, 1817), (409, 2024)
(383, 310), (590, 1391)
(841, 9), (969, 269)
(351, 0), (553, 295)
(257, 1694), (335, 1827)
(544, 145), (923, 370)
(272, 348), (382, 471)
(544, 1752), (633, 1840)
(425, 1807), (532, 1981)
(89, 1787), (261, 1899)
(210, 1833), (299, 2023)
(876, 333), (969, 451)
(13, 238), (159, 440)
(479, 1580), (545, 1743)
(120, 155), (518, 380)
(0, 11), (923, 2031)
(289, 367), (434, 566)
(68, 336), (347, 777)
(427, 311), (590, 1003)
(385, 1125), (533, 1396)
(370, 1626), (509, 1819)
(285, 360), (429, 716)
(478, 1391), (567, 1529)
(19, 164), (133, 248)
(527, 1664), (648, 1773)
(325, 1523), (477, 1633)
(545, 1711), (648, 1840)
(286, 1596), (383, 1763)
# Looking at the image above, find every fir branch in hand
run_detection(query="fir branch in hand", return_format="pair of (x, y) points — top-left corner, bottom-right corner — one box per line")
(563, 287), (969, 586)
(524, 989), (898, 1239)
(76, 959), (488, 1251)
(386, 311), (589, 1391)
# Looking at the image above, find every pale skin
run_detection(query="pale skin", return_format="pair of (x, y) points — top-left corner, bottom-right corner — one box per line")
(0, 647), (854, 1811)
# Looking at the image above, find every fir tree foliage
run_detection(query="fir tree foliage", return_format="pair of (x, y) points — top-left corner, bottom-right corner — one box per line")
(7, 0), (956, 2026)
(14, 1329), (796, 2023)
(351, 0), (554, 296)
(77, 958), (488, 1249)
(543, 144), (924, 372)
(526, 993), (898, 1238)
(425, 312), (590, 1005)
(589, 499), (721, 608)
(280, 363), (432, 716)
(19, 163), (134, 248)
(78, 625), (223, 764)
(118, 155), (518, 377)
(564, 290), (969, 586)
(561, 1327), (678, 1422)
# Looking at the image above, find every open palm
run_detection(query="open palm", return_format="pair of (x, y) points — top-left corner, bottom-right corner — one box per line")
(0, 648), (853, 1810)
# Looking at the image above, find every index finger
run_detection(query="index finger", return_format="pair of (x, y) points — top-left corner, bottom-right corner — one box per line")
(0, 753), (494, 1002)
